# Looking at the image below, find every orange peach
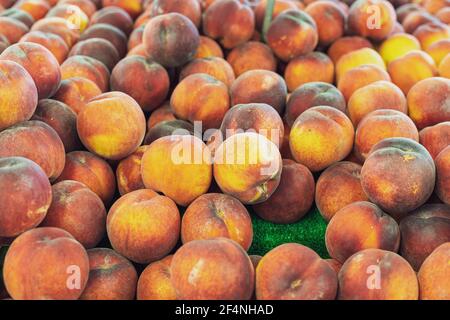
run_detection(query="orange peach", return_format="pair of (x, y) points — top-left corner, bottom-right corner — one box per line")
(419, 122), (450, 159)
(195, 36), (224, 59)
(439, 53), (450, 77)
(116, 145), (149, 196)
(403, 8), (440, 34)
(436, 7), (450, 24)
(254, 0), (298, 31)
(335, 48), (386, 83)
(226, 41), (276, 77)
(379, 33), (422, 65)
(148, 0), (201, 27)
(413, 22), (450, 50)
(137, 255), (176, 300)
(327, 36), (373, 64)
(19, 31), (69, 64)
(89, 6), (133, 35)
(418, 242), (450, 300)
(59, 0), (97, 17)
(127, 25), (144, 51)
(61, 55), (110, 92)
(396, 3), (424, 23)
(102, 0), (142, 19)
(426, 39), (450, 65)
(80, 24), (128, 58)
(436, 146), (450, 204)
(0, 16), (29, 44)
(180, 57), (235, 88)
(0, 8), (34, 27)
(53, 77), (102, 115)
(46, 4), (89, 32)
(147, 102), (176, 129)
(31, 17), (80, 47)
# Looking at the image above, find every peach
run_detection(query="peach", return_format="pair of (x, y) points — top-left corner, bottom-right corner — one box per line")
(110, 56), (170, 113)
(203, 0), (254, 49)
(338, 249), (419, 300)
(127, 25), (144, 51)
(195, 36), (224, 59)
(147, 102), (176, 129)
(267, 9), (318, 62)
(80, 248), (138, 300)
(413, 22), (450, 50)
(0, 34), (7, 54)
(0, 60), (38, 131)
(171, 238), (254, 300)
(0, 8), (34, 27)
(133, 8), (151, 29)
(230, 70), (287, 114)
(419, 122), (450, 159)
(439, 53), (450, 78)
(423, 0), (450, 14)
(19, 31), (69, 64)
(181, 193), (253, 250)
(180, 57), (235, 88)
(327, 36), (373, 64)
(102, 0), (142, 19)
(0, 42), (61, 99)
(289, 106), (354, 172)
(61, 55), (110, 92)
(326, 202), (400, 263)
(144, 119), (194, 145)
(396, 3), (424, 23)
(89, 6), (133, 35)
(256, 243), (337, 300)
(213, 132), (282, 204)
(407, 77), (450, 129)
(361, 138), (436, 218)
(254, 0), (298, 31)
(31, 99), (81, 152)
(436, 7), (450, 24)
(80, 24), (128, 58)
(137, 255), (176, 300)
(0, 157), (51, 237)
(284, 82), (346, 127)
(253, 159), (315, 224)
(3, 227), (89, 300)
(13, 0), (49, 20)
(69, 38), (120, 71)
(355, 109), (419, 161)
(59, 0), (97, 17)
(226, 41), (276, 77)
(148, 0), (201, 28)
(379, 33), (422, 65)
(0, 16), (29, 44)
(316, 161), (368, 222)
(347, 80), (408, 126)
(436, 146), (450, 204)
(284, 52), (334, 92)
(143, 12), (199, 68)
(335, 48), (386, 83)
(426, 39), (450, 65)
(31, 17), (80, 47)
(53, 77), (102, 115)
(77, 92), (146, 160)
(46, 4), (89, 33)
(325, 259), (342, 274)
(0, 120), (65, 180)
(418, 243), (450, 300)
(107, 189), (181, 264)
(115, 145), (149, 196)
(171, 73), (229, 130)
(400, 204), (450, 271)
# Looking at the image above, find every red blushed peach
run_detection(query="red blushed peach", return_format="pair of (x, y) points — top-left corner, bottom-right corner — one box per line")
(256, 243), (337, 300)
(396, 3), (424, 23)
(0, 120), (65, 181)
(355, 109), (419, 161)
(226, 41), (277, 77)
(107, 189), (181, 264)
(440, 53), (450, 78)
(137, 255), (176, 300)
(171, 73), (230, 130)
(267, 9), (318, 62)
(335, 48), (386, 83)
(0, 8), (34, 27)
(290, 106), (354, 172)
(338, 249), (419, 300)
(230, 70), (287, 115)
(116, 145), (149, 196)
(407, 77), (450, 129)
(423, 0), (450, 14)
(0, 34), (8, 54)
(111, 56), (170, 113)
(41, 180), (106, 248)
(149, 0), (201, 28)
(59, 0), (97, 18)
(181, 193), (253, 250)
(400, 204), (450, 271)
(19, 31), (69, 64)
(361, 138), (436, 219)
(80, 248), (138, 300)
(147, 102), (176, 129)
(284, 82), (346, 127)
(127, 25), (144, 51)
(53, 77), (102, 115)
(284, 52), (334, 92)
(347, 80), (407, 126)
(61, 55), (110, 92)
(419, 122), (450, 159)
(143, 12), (199, 68)
(436, 7), (450, 24)
(69, 38), (120, 71)
(305, 0), (346, 46)
(80, 24), (128, 58)
(133, 8), (151, 29)
(253, 159), (315, 224)
(316, 161), (368, 222)
(413, 22), (450, 50)
(418, 243), (450, 300)
(326, 202), (400, 263)
(77, 92), (146, 160)
(436, 146), (450, 204)
(180, 57), (235, 88)
(31, 17), (80, 47)
(195, 36), (224, 59)
(102, 0), (142, 18)
(325, 259), (342, 274)
(254, 0), (298, 31)
(171, 238), (255, 300)
(213, 132), (282, 204)
(203, 0), (255, 49)
(141, 135), (212, 206)
(0, 157), (51, 237)
(13, 0), (50, 20)
(0, 42), (61, 99)
(327, 36), (373, 64)
(46, 4), (89, 33)
(144, 119), (194, 145)
(3, 227), (89, 300)
(89, 6), (133, 35)
(426, 39), (450, 65)
(56, 151), (116, 204)
(0, 16), (28, 44)
(31, 99), (81, 152)
(0, 60), (38, 131)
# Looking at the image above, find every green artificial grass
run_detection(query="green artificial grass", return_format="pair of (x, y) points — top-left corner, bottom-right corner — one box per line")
(248, 207), (330, 259)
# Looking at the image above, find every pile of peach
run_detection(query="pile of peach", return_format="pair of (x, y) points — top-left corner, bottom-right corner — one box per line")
(0, 0), (449, 301)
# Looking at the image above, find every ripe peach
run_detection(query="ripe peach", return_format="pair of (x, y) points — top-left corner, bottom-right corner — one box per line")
(284, 82), (346, 127)
(0, 8), (34, 27)
(379, 33), (422, 65)
(413, 22), (450, 50)
(338, 249), (419, 300)
(53, 77), (102, 115)
(110, 56), (170, 113)
(426, 39), (450, 65)
(80, 24), (128, 58)
(137, 255), (176, 300)
(180, 57), (235, 88)
(3, 227), (89, 300)
(0, 34), (8, 54)
(418, 243), (450, 300)
(256, 243), (337, 300)
(14, 0), (49, 20)
(195, 36), (224, 59)
(102, 0), (142, 19)
(61, 55), (110, 92)
(0, 16), (29, 44)
(89, 6), (133, 35)
(127, 25), (144, 51)
(439, 53), (450, 77)
(335, 48), (386, 83)
(149, 0), (201, 28)
(396, 3), (423, 23)
(144, 119), (194, 145)
(436, 7), (450, 24)
(230, 70), (287, 114)
(69, 38), (120, 71)
(327, 36), (373, 64)
(181, 193), (253, 250)
(141, 135), (212, 206)
(316, 161), (368, 222)
(325, 259), (342, 274)
(59, 0), (97, 17)
(147, 102), (176, 129)
(31, 17), (80, 47)
(0, 60), (38, 131)
(107, 189), (180, 264)
(290, 106), (354, 172)
(226, 41), (276, 77)
(0, 157), (51, 237)
(267, 9), (318, 62)
(419, 122), (450, 159)
(254, 0), (298, 31)
(80, 248), (138, 300)
(436, 146), (450, 204)
(115, 145), (149, 196)
(46, 4), (89, 33)
(171, 238), (255, 300)
(19, 31), (69, 64)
